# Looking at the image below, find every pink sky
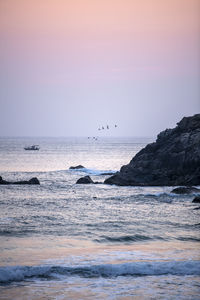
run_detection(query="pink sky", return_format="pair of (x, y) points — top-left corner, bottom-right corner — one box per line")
(0, 0), (199, 136)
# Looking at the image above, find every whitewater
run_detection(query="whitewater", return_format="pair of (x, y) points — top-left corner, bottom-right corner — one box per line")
(0, 137), (200, 299)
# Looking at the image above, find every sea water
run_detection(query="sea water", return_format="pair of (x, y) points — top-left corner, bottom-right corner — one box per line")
(0, 137), (200, 300)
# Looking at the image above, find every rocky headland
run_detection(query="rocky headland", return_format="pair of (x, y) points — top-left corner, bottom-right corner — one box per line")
(105, 114), (200, 186)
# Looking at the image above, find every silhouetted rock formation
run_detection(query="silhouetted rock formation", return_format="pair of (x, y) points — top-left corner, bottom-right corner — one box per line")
(171, 187), (200, 194)
(69, 165), (85, 169)
(0, 176), (40, 185)
(76, 176), (94, 184)
(105, 114), (200, 186)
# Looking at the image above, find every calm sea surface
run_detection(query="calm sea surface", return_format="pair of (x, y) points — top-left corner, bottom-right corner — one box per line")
(0, 137), (200, 300)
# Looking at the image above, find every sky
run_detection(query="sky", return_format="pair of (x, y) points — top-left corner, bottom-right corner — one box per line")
(0, 0), (199, 137)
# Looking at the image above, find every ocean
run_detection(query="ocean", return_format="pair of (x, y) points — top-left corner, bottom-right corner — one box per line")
(0, 137), (200, 300)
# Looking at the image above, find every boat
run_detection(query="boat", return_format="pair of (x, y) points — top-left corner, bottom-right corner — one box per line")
(24, 145), (40, 150)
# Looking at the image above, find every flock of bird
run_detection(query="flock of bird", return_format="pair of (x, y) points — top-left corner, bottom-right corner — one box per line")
(98, 124), (117, 131)
(87, 124), (118, 140)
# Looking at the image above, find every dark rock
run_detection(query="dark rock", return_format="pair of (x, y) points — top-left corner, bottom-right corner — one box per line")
(192, 196), (200, 203)
(27, 177), (40, 185)
(105, 114), (200, 186)
(0, 176), (40, 185)
(76, 176), (94, 184)
(171, 187), (200, 194)
(69, 165), (85, 170)
(0, 176), (10, 184)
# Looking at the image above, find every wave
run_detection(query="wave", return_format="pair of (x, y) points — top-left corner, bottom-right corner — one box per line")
(1, 260), (200, 283)
(95, 234), (156, 243)
(0, 229), (36, 237)
(140, 192), (189, 199)
(177, 237), (200, 242)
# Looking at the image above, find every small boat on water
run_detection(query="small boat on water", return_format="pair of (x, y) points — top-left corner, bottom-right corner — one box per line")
(24, 145), (40, 151)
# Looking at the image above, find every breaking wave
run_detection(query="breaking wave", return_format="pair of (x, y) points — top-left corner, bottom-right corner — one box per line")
(69, 168), (116, 176)
(1, 260), (200, 283)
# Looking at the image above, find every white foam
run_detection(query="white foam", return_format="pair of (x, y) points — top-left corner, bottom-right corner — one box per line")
(70, 168), (116, 176)
(0, 265), (51, 283)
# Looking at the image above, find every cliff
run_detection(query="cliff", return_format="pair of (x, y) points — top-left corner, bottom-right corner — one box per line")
(105, 114), (200, 186)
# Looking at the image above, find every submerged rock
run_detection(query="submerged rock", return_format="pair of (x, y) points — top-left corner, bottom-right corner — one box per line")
(0, 176), (40, 185)
(105, 114), (200, 186)
(192, 196), (200, 203)
(171, 187), (200, 194)
(76, 176), (94, 184)
(69, 165), (85, 170)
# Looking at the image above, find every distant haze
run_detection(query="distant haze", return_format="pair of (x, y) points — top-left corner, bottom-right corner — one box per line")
(0, 0), (199, 137)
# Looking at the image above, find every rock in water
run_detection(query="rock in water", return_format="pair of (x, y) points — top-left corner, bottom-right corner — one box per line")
(0, 176), (9, 184)
(76, 176), (94, 184)
(69, 165), (85, 169)
(192, 196), (200, 203)
(171, 187), (200, 194)
(0, 176), (40, 185)
(105, 114), (200, 186)
(27, 177), (40, 185)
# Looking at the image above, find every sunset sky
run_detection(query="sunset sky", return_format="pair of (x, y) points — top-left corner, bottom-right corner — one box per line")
(0, 0), (199, 136)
